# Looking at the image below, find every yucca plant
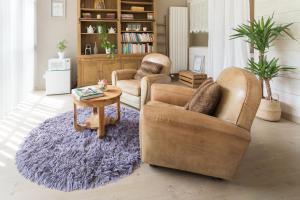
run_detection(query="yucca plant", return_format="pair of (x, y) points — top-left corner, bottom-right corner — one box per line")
(231, 15), (295, 100)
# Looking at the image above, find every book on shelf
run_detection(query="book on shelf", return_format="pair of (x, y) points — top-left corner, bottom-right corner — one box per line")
(121, 14), (134, 20)
(105, 13), (116, 19)
(72, 86), (104, 101)
(122, 43), (153, 54)
(122, 33), (153, 43)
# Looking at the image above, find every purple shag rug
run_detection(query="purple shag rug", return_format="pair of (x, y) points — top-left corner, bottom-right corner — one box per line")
(15, 106), (140, 192)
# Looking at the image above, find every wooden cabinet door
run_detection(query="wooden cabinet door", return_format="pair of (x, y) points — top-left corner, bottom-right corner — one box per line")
(101, 60), (121, 83)
(81, 61), (101, 86)
(122, 58), (142, 70)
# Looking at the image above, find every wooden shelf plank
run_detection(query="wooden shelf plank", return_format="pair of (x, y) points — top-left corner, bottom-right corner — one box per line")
(122, 53), (149, 56)
(79, 54), (112, 58)
(121, 10), (154, 13)
(122, 41), (153, 43)
(121, 20), (155, 23)
(81, 33), (118, 35)
(121, 1), (153, 6)
(81, 8), (118, 12)
(79, 18), (118, 22)
(121, 31), (153, 33)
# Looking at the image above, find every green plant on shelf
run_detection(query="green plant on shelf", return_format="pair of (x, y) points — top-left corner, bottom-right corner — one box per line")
(98, 24), (115, 58)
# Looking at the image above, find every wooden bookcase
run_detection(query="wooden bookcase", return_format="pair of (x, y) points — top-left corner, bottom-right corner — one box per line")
(77, 0), (157, 86)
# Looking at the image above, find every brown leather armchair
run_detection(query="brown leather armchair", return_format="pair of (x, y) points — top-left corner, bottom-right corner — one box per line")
(112, 53), (171, 109)
(140, 67), (262, 180)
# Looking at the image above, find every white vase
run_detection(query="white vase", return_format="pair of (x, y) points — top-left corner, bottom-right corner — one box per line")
(105, 48), (111, 54)
(94, 42), (98, 54)
(58, 51), (65, 59)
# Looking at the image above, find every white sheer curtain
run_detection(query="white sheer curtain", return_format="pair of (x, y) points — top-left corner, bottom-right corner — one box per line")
(0, 0), (36, 118)
(207, 0), (250, 79)
(189, 0), (208, 33)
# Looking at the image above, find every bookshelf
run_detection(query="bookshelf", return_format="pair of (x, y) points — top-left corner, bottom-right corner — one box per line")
(77, 0), (157, 86)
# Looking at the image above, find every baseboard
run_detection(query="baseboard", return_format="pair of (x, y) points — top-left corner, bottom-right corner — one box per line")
(282, 112), (300, 124)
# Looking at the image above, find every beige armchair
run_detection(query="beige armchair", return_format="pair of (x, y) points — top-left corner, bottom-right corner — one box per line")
(140, 67), (262, 180)
(112, 53), (171, 109)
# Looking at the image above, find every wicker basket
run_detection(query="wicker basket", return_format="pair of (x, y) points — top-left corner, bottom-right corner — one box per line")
(256, 98), (281, 122)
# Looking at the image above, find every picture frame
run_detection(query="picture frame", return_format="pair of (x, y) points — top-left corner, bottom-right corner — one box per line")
(193, 55), (205, 73)
(51, 0), (66, 17)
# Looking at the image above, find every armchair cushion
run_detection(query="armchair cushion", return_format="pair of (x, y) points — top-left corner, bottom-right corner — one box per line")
(184, 78), (213, 108)
(134, 61), (163, 80)
(185, 81), (222, 115)
(116, 80), (141, 96)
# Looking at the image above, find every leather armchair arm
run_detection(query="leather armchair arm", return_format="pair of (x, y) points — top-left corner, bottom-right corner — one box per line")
(112, 69), (137, 86)
(143, 103), (250, 141)
(150, 84), (196, 107)
(141, 74), (172, 106)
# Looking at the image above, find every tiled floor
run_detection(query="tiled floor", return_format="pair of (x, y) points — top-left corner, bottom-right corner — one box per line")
(0, 92), (300, 200)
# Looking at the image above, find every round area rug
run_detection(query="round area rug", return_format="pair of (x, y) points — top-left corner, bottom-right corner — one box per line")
(16, 106), (140, 192)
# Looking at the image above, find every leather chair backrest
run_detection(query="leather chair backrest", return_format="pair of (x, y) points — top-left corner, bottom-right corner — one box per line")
(142, 53), (171, 75)
(215, 67), (262, 131)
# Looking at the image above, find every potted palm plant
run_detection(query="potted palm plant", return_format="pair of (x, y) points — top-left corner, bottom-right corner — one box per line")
(57, 40), (67, 59)
(98, 24), (115, 58)
(231, 15), (295, 121)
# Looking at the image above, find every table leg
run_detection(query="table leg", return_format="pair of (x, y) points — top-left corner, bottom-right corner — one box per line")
(73, 103), (87, 132)
(97, 106), (105, 139)
(116, 97), (121, 123)
(93, 107), (97, 115)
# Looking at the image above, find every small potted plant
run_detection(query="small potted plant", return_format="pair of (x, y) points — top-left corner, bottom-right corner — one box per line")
(231, 15), (295, 121)
(98, 24), (115, 58)
(57, 40), (67, 59)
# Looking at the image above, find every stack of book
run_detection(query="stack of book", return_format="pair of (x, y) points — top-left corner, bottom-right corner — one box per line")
(72, 86), (104, 100)
(121, 14), (134, 20)
(122, 43), (153, 54)
(122, 33), (153, 43)
(105, 13), (116, 19)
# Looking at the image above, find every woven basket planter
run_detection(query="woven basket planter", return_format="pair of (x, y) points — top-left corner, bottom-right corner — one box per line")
(256, 98), (281, 122)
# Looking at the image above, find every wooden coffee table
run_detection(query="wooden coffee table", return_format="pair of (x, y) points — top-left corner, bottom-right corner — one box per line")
(73, 85), (122, 139)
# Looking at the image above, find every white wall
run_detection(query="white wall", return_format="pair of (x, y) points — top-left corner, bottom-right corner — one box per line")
(256, 0), (300, 123)
(36, 0), (77, 90)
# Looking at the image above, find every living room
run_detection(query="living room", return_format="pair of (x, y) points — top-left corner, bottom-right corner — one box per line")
(0, 0), (300, 199)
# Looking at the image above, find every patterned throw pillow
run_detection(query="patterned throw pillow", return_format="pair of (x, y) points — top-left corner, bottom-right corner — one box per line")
(134, 61), (163, 80)
(185, 78), (222, 116)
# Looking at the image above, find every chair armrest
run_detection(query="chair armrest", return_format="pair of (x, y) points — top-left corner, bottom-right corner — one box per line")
(140, 74), (172, 106)
(142, 102), (250, 141)
(112, 69), (137, 86)
(150, 84), (196, 107)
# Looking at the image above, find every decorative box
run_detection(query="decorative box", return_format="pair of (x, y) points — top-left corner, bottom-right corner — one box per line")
(179, 71), (208, 88)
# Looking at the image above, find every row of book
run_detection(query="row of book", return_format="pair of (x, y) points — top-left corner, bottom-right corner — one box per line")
(122, 33), (153, 43)
(122, 43), (153, 54)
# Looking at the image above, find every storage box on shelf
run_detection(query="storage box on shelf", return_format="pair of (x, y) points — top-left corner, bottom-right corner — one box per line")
(77, 0), (156, 87)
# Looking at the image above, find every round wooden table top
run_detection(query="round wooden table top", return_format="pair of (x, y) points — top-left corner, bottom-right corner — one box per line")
(73, 85), (122, 107)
